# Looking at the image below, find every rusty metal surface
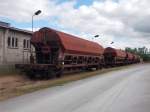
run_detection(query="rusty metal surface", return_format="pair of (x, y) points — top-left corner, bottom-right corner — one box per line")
(104, 47), (126, 58)
(31, 27), (104, 56)
(126, 52), (134, 60)
(16, 64), (55, 71)
(31, 31), (43, 44)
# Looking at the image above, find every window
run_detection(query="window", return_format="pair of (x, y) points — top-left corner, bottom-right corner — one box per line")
(23, 39), (30, 49)
(23, 39), (26, 48)
(12, 37), (14, 47)
(27, 40), (29, 48)
(15, 38), (18, 47)
(7, 36), (18, 48)
(28, 40), (30, 48)
(7, 37), (11, 47)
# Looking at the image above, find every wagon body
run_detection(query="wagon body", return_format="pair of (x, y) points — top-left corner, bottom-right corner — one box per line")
(104, 47), (127, 66)
(16, 27), (104, 78)
(31, 27), (104, 56)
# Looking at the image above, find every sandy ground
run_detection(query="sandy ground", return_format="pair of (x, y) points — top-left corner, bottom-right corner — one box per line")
(0, 75), (33, 100)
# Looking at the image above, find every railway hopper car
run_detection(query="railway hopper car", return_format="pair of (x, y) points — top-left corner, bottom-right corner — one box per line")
(133, 54), (141, 63)
(126, 52), (134, 64)
(104, 47), (127, 66)
(16, 27), (104, 78)
(126, 52), (141, 64)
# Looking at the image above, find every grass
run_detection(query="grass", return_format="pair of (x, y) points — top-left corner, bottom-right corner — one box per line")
(0, 64), (133, 101)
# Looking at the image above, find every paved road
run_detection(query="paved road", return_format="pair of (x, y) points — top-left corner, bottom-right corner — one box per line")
(0, 64), (150, 112)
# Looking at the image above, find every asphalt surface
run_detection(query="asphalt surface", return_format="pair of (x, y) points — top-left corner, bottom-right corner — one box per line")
(0, 64), (150, 112)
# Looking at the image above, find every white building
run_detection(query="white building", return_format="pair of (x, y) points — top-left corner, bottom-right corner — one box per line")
(0, 21), (32, 66)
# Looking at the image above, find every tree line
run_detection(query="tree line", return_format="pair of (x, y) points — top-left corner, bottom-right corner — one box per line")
(125, 47), (150, 62)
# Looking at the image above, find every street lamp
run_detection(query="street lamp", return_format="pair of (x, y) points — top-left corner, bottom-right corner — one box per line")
(110, 41), (114, 44)
(93, 34), (114, 46)
(92, 34), (100, 40)
(32, 10), (42, 32)
(94, 35), (99, 38)
(30, 10), (41, 62)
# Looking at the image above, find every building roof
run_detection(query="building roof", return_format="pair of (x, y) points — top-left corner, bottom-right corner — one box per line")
(0, 21), (32, 35)
(32, 27), (104, 56)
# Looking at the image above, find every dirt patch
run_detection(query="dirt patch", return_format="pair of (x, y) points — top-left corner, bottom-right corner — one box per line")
(0, 75), (33, 100)
(0, 65), (137, 101)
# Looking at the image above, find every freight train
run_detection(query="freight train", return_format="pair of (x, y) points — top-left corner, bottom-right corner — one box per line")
(16, 27), (141, 79)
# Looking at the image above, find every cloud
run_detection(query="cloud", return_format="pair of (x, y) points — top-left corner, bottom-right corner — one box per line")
(0, 0), (52, 22)
(55, 0), (150, 49)
(0, 0), (150, 49)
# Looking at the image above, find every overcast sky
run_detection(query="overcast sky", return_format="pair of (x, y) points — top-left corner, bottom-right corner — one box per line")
(0, 0), (150, 49)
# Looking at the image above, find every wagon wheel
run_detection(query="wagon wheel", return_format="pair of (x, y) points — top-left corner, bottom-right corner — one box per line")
(56, 69), (63, 78)
(47, 70), (56, 79)
(26, 70), (36, 79)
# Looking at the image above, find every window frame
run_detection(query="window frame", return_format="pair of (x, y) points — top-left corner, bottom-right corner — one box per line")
(23, 39), (30, 50)
(15, 38), (18, 47)
(7, 36), (11, 47)
(7, 36), (18, 49)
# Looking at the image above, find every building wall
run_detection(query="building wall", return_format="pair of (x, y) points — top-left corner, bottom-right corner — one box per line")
(0, 29), (4, 64)
(0, 27), (32, 65)
(5, 30), (32, 64)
